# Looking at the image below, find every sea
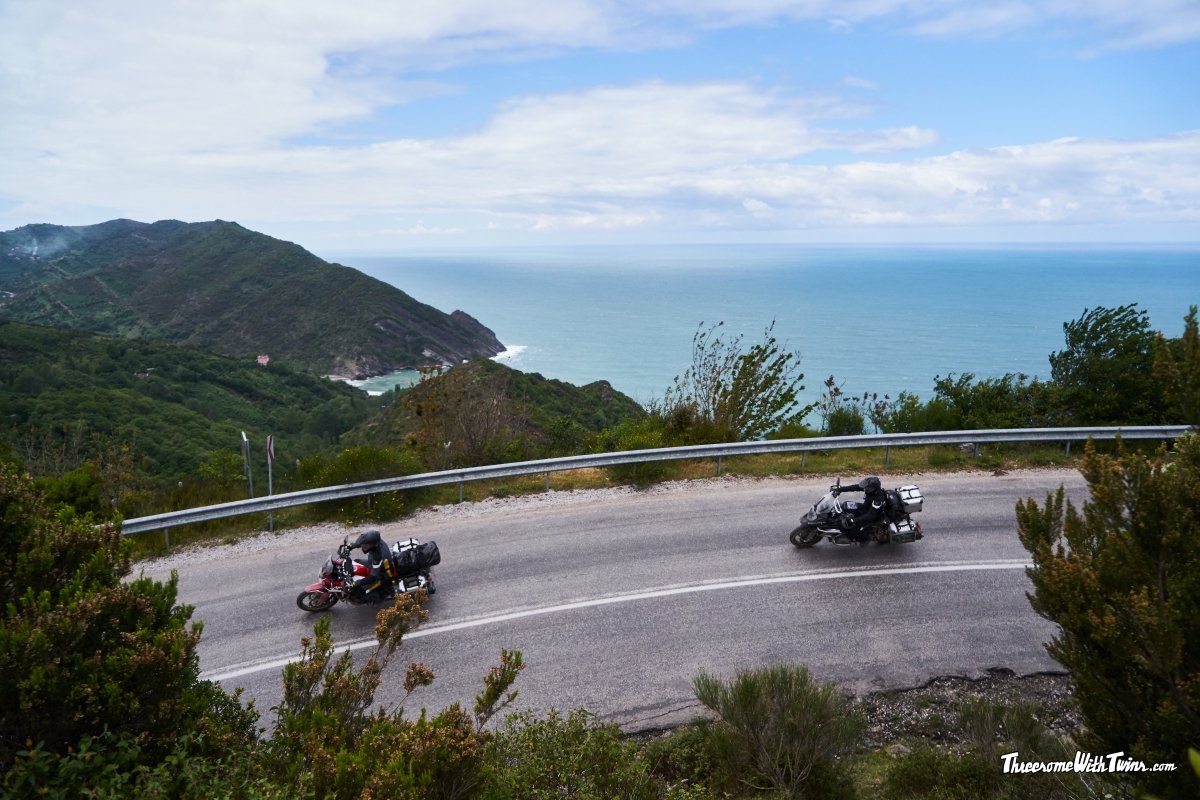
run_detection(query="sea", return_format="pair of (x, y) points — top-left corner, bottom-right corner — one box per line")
(331, 246), (1200, 408)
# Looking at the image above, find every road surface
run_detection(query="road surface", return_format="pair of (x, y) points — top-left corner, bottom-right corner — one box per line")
(142, 469), (1083, 731)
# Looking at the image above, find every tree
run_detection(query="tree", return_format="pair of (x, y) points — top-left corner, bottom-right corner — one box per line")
(1016, 437), (1200, 799)
(1049, 304), (1163, 424)
(1154, 305), (1200, 425)
(0, 463), (256, 772)
(663, 321), (811, 443)
(402, 365), (534, 469)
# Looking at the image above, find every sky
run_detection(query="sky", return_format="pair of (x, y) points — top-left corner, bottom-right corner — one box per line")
(2, 0), (1199, 248)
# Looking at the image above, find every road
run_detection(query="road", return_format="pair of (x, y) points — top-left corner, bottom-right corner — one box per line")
(142, 469), (1085, 732)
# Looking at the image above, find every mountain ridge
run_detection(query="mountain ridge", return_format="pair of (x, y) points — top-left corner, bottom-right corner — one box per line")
(0, 218), (503, 377)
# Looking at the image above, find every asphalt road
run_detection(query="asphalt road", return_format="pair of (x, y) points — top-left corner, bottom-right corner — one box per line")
(143, 469), (1086, 732)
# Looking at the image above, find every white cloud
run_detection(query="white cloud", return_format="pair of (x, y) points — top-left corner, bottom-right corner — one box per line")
(380, 222), (466, 234)
(1, 1), (1198, 241)
(4, 76), (1196, 237)
(842, 76), (878, 89)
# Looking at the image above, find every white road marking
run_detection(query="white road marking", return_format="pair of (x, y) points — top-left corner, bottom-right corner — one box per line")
(203, 560), (1031, 683)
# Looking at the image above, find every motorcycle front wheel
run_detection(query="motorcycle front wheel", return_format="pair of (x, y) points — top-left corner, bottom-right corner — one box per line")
(296, 589), (338, 612)
(789, 526), (822, 548)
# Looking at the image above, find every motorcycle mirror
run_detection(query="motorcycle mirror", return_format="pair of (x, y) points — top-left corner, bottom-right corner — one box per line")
(835, 477), (841, 487)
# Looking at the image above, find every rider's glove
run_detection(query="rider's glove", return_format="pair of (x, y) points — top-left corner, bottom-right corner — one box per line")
(830, 485), (841, 495)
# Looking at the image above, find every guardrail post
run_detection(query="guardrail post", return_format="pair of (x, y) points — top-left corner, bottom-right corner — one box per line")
(458, 481), (463, 503)
(801, 452), (806, 468)
(717, 456), (722, 476)
(1065, 441), (1071, 457)
(163, 528), (170, 550)
(545, 471), (550, 492)
(972, 443), (979, 460)
(366, 494), (372, 512)
(885, 446), (891, 465)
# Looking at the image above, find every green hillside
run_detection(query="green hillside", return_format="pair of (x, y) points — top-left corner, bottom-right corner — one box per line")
(0, 320), (384, 483)
(343, 358), (644, 451)
(0, 219), (503, 377)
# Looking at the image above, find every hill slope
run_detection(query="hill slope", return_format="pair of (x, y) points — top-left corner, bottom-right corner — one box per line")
(0, 219), (503, 377)
(343, 359), (644, 449)
(0, 320), (385, 482)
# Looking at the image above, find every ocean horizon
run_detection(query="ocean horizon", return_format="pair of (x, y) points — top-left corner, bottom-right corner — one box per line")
(330, 245), (1200, 409)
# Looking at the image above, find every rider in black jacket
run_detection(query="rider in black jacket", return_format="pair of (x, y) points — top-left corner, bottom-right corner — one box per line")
(835, 476), (885, 544)
(350, 530), (396, 601)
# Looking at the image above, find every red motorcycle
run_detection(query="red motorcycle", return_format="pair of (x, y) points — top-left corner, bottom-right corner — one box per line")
(296, 536), (439, 612)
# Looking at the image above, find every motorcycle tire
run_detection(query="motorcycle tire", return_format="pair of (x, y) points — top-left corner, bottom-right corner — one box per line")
(789, 526), (822, 548)
(296, 589), (338, 612)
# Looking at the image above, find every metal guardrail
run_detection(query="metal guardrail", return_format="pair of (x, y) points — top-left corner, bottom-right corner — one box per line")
(120, 425), (1192, 537)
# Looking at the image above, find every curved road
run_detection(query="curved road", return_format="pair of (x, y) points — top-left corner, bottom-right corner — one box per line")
(144, 470), (1085, 732)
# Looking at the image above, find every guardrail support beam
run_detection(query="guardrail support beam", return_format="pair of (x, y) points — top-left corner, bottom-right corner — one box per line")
(163, 528), (170, 550)
(458, 481), (463, 504)
(972, 443), (980, 460)
(885, 446), (891, 465)
(717, 456), (722, 476)
(1065, 441), (1071, 457)
(545, 471), (550, 492)
(801, 452), (806, 468)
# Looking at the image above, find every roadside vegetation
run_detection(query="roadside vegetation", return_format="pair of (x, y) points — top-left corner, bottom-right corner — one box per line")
(5, 303), (1196, 554)
(4, 435), (1197, 798)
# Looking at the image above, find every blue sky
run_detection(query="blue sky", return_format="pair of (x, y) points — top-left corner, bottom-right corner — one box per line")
(2, 1), (1199, 247)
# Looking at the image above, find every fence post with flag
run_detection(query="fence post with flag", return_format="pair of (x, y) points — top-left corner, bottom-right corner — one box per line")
(267, 434), (275, 532)
(241, 431), (254, 499)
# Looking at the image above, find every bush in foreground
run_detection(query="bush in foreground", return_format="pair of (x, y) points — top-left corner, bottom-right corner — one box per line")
(693, 662), (862, 799)
(1017, 436), (1200, 799)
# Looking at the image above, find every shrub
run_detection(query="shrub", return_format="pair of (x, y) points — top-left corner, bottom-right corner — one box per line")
(660, 321), (812, 443)
(930, 373), (1058, 430)
(692, 662), (862, 799)
(826, 405), (866, 437)
(197, 446), (247, 487)
(266, 594), (525, 800)
(0, 463), (257, 780)
(296, 445), (424, 520)
(595, 417), (676, 483)
(878, 392), (958, 434)
(883, 746), (995, 800)
(482, 708), (655, 799)
(1016, 436), (1200, 799)
(644, 725), (721, 792)
(33, 463), (112, 520)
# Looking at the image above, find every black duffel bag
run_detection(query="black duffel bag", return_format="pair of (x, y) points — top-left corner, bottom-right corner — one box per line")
(415, 541), (441, 568)
(393, 541), (441, 575)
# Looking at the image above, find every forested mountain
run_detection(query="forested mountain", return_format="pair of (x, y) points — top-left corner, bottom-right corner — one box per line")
(0, 218), (503, 377)
(0, 320), (384, 481)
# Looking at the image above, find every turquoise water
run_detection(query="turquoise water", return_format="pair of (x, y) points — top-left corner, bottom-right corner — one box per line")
(348, 370), (421, 395)
(331, 246), (1200, 407)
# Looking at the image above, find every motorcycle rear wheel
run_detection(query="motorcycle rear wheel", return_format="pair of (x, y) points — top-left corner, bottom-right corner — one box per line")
(297, 589), (338, 612)
(789, 526), (822, 548)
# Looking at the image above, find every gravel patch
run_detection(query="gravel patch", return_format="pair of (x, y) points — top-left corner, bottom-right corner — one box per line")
(855, 669), (1081, 751)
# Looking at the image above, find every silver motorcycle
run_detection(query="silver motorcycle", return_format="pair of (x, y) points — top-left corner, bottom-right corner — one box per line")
(789, 478), (924, 548)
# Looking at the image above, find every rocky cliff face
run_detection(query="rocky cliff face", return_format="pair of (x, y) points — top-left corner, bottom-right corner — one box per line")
(0, 219), (504, 377)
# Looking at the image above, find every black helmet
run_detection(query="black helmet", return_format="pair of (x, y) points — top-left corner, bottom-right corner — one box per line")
(860, 476), (882, 493)
(354, 530), (382, 551)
